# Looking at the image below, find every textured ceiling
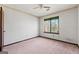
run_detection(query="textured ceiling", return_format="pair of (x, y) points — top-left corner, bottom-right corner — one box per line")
(4, 4), (78, 17)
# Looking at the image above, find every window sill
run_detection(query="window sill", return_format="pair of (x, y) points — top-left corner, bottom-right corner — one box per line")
(44, 32), (59, 34)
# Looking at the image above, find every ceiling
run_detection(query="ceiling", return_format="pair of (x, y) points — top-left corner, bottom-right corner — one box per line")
(4, 4), (78, 17)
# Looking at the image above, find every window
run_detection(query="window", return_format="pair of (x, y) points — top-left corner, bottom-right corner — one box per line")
(44, 16), (59, 34)
(44, 20), (50, 32)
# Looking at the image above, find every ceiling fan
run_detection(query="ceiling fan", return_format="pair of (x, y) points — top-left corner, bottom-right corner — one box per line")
(33, 4), (50, 11)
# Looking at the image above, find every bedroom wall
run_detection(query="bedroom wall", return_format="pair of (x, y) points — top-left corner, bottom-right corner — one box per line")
(39, 7), (78, 44)
(3, 6), (39, 45)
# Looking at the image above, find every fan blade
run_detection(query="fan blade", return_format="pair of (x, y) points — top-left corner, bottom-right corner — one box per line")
(46, 8), (50, 11)
(33, 7), (39, 9)
(44, 6), (50, 8)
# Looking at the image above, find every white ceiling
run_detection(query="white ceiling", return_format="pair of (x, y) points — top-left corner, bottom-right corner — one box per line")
(4, 4), (77, 17)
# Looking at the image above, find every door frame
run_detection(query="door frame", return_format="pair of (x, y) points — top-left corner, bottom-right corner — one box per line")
(0, 7), (4, 51)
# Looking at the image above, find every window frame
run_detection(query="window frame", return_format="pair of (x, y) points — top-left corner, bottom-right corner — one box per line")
(44, 16), (59, 34)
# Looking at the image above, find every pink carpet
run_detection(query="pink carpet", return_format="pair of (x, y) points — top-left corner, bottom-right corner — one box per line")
(3, 37), (79, 54)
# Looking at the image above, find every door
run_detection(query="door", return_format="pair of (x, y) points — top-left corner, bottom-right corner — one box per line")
(0, 7), (3, 51)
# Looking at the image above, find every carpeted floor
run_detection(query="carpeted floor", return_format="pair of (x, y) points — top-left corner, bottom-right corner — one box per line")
(3, 37), (79, 54)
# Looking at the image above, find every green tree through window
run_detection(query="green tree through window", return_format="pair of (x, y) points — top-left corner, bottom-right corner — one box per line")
(44, 16), (59, 34)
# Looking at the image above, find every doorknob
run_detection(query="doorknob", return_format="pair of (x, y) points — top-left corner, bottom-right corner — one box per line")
(3, 30), (6, 32)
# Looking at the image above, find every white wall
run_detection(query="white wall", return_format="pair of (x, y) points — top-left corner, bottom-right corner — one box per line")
(40, 7), (78, 44)
(3, 7), (39, 45)
(2, 6), (79, 45)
